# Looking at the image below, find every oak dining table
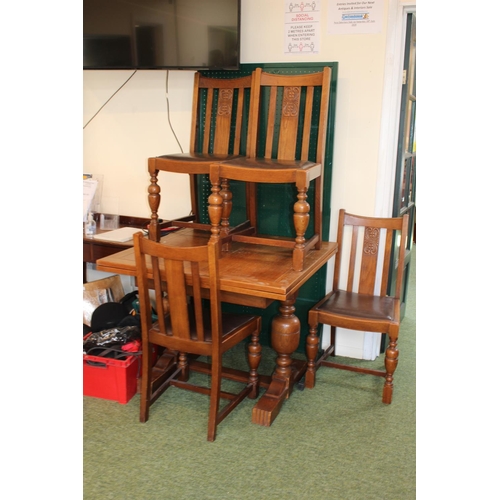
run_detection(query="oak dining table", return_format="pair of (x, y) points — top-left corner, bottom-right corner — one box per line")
(96, 227), (337, 426)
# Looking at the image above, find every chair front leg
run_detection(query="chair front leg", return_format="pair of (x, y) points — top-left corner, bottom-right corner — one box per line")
(305, 319), (319, 389)
(247, 325), (262, 399)
(382, 332), (399, 404)
(207, 355), (222, 442)
(139, 341), (154, 423)
(208, 176), (223, 244)
(147, 165), (161, 242)
(178, 352), (190, 382)
(220, 178), (232, 251)
(292, 185), (310, 271)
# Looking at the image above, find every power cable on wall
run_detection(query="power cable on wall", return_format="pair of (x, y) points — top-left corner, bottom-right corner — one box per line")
(83, 69), (184, 154)
(83, 70), (138, 129)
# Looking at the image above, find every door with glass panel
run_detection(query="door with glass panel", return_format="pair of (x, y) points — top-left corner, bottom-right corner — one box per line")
(391, 12), (416, 319)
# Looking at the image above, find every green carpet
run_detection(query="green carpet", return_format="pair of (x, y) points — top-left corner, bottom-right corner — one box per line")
(84, 248), (416, 499)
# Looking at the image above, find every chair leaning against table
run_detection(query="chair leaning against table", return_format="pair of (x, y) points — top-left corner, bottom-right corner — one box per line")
(133, 232), (262, 441)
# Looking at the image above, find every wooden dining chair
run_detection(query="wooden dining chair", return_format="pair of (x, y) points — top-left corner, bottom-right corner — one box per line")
(147, 72), (253, 241)
(208, 67), (332, 271)
(133, 232), (262, 441)
(305, 209), (409, 404)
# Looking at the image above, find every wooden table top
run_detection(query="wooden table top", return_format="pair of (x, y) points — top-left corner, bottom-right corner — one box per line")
(96, 228), (337, 307)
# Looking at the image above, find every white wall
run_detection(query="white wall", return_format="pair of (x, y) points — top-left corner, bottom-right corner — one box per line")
(84, 70), (195, 219)
(83, 0), (413, 358)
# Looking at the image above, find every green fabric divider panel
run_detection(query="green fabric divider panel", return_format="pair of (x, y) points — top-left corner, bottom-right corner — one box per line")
(197, 62), (338, 353)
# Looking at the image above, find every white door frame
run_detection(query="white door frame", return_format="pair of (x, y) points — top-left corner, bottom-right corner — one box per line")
(365, 1), (416, 359)
(375, 0), (416, 218)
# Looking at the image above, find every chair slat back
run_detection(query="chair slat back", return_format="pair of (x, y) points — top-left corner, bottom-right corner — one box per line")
(247, 67), (331, 164)
(190, 73), (253, 156)
(134, 233), (222, 346)
(334, 209), (409, 298)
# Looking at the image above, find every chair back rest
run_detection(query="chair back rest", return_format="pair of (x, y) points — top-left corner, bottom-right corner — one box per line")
(134, 233), (223, 346)
(190, 73), (253, 156)
(246, 67), (331, 163)
(334, 209), (409, 299)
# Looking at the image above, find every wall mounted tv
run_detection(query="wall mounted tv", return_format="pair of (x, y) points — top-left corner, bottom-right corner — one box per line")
(83, 0), (241, 70)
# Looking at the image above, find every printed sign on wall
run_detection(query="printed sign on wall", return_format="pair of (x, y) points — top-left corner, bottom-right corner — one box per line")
(328, 0), (383, 35)
(284, 1), (321, 55)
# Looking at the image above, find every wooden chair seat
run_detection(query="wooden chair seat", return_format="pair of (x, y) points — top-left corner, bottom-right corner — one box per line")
(217, 157), (321, 179)
(134, 233), (262, 441)
(208, 67), (332, 271)
(306, 209), (409, 404)
(313, 290), (398, 323)
(149, 311), (259, 347)
(153, 152), (243, 173)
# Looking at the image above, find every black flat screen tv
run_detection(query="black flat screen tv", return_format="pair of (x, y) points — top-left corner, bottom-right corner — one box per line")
(83, 0), (241, 70)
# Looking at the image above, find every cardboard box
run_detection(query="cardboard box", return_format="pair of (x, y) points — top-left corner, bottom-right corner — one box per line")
(83, 275), (125, 327)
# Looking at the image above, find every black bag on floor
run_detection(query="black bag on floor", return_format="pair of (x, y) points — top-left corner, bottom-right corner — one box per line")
(83, 325), (141, 356)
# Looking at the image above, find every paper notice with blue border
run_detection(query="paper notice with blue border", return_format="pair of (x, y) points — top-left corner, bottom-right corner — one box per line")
(328, 0), (383, 35)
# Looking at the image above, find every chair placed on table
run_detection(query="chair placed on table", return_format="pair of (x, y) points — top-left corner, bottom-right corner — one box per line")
(208, 67), (332, 271)
(147, 72), (253, 241)
(305, 209), (409, 404)
(133, 232), (262, 441)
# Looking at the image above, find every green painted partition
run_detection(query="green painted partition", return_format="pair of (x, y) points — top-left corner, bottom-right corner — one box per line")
(197, 62), (338, 353)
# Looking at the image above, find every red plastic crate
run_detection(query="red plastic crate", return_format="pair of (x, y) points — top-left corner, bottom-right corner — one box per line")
(83, 353), (140, 404)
